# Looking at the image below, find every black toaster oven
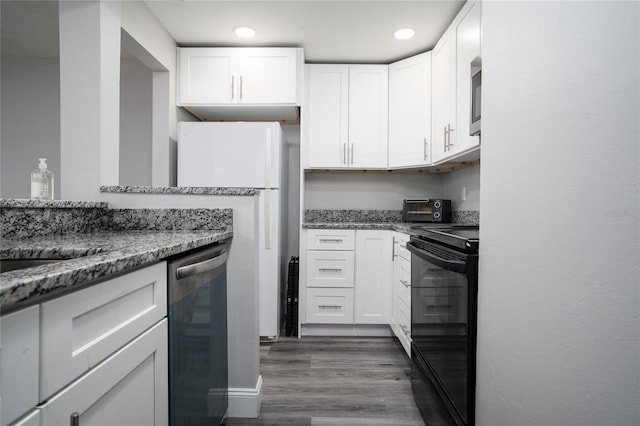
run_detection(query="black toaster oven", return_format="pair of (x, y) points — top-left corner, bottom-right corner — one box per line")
(402, 199), (452, 223)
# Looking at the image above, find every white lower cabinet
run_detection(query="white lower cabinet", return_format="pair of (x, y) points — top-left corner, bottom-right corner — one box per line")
(0, 262), (169, 426)
(38, 320), (168, 426)
(354, 230), (392, 324)
(0, 306), (39, 426)
(304, 229), (392, 327)
(392, 232), (412, 357)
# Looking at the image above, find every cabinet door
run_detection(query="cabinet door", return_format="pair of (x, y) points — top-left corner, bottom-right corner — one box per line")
(348, 65), (389, 168)
(389, 52), (432, 167)
(0, 306), (39, 426)
(454, 1), (481, 155)
(238, 48), (298, 104)
(307, 64), (349, 168)
(354, 230), (392, 324)
(39, 320), (168, 426)
(431, 28), (457, 164)
(40, 262), (167, 400)
(305, 288), (354, 324)
(306, 250), (355, 288)
(178, 48), (237, 104)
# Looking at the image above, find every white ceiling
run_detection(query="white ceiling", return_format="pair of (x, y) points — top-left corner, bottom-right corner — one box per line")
(143, 0), (466, 63)
(0, 1), (466, 64)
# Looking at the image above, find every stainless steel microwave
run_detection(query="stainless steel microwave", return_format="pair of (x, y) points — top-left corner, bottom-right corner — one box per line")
(402, 199), (452, 223)
(470, 57), (482, 136)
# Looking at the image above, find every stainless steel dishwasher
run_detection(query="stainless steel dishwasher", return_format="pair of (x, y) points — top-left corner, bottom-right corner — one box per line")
(167, 242), (229, 426)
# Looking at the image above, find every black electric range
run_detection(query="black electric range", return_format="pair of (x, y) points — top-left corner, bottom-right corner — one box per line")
(407, 224), (479, 426)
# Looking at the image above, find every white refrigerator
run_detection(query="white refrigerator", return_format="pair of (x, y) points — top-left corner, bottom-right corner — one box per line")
(178, 121), (288, 339)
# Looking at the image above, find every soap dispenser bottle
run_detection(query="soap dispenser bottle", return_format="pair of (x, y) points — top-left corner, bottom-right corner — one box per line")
(30, 158), (54, 200)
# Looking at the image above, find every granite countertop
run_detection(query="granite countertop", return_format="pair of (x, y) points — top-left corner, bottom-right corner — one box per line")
(100, 185), (259, 196)
(302, 221), (415, 234)
(0, 229), (232, 313)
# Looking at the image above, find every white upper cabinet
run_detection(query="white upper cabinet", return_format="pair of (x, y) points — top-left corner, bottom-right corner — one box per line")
(388, 52), (432, 168)
(432, 27), (458, 163)
(454, 2), (482, 155)
(348, 65), (389, 169)
(431, 0), (481, 164)
(178, 47), (301, 105)
(306, 64), (388, 169)
(307, 65), (349, 168)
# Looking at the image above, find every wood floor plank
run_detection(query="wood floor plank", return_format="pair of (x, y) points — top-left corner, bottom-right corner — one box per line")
(226, 336), (424, 426)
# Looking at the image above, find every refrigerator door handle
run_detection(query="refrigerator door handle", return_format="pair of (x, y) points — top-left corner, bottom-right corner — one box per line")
(264, 189), (271, 250)
(263, 127), (273, 250)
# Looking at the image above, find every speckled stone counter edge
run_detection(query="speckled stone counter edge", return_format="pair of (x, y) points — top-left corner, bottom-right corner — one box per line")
(1, 230), (232, 313)
(0, 198), (108, 209)
(100, 185), (259, 196)
(303, 209), (479, 229)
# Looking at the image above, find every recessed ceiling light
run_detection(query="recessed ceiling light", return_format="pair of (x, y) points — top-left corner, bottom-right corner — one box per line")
(393, 28), (415, 40)
(234, 26), (256, 39)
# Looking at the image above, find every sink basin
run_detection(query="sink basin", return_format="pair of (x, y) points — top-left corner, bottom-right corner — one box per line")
(1, 258), (71, 273)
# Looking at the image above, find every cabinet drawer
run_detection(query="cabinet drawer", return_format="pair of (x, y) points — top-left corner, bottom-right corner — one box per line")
(397, 299), (411, 357)
(397, 256), (411, 307)
(1, 306), (39, 426)
(305, 288), (354, 324)
(306, 250), (355, 288)
(40, 262), (167, 400)
(307, 229), (355, 250)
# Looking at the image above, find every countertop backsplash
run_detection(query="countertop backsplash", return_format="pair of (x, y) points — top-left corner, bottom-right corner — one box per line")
(304, 209), (479, 226)
(1, 199), (233, 239)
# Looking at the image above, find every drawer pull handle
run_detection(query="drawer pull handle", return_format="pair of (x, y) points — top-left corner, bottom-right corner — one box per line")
(319, 305), (342, 309)
(319, 238), (343, 243)
(400, 280), (410, 288)
(427, 304), (453, 308)
(400, 325), (410, 336)
(70, 412), (80, 426)
(319, 268), (342, 272)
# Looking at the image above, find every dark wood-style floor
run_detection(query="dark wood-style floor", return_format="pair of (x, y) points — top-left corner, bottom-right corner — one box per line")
(226, 336), (425, 426)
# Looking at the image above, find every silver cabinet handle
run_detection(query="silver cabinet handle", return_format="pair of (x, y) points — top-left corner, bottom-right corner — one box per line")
(343, 143), (346, 165)
(400, 280), (410, 288)
(423, 137), (428, 160)
(400, 325), (410, 336)
(70, 413), (80, 426)
(319, 305), (342, 309)
(392, 236), (397, 260)
(350, 144), (354, 164)
(318, 268), (342, 272)
(231, 75), (235, 100)
(319, 238), (343, 243)
(176, 250), (227, 280)
(240, 75), (244, 99)
(446, 124), (454, 151)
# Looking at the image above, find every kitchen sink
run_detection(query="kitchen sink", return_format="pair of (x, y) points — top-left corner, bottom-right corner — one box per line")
(1, 258), (76, 273)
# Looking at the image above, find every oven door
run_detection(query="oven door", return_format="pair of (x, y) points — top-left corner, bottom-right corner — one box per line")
(407, 239), (478, 426)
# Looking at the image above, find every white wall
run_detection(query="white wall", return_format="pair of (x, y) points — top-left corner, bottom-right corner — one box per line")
(304, 173), (444, 210)
(478, 2), (639, 426)
(0, 58), (60, 199)
(120, 57), (153, 186)
(442, 164), (480, 211)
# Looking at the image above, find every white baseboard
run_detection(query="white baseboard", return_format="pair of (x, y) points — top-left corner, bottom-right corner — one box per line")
(227, 375), (263, 418)
(301, 324), (394, 337)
